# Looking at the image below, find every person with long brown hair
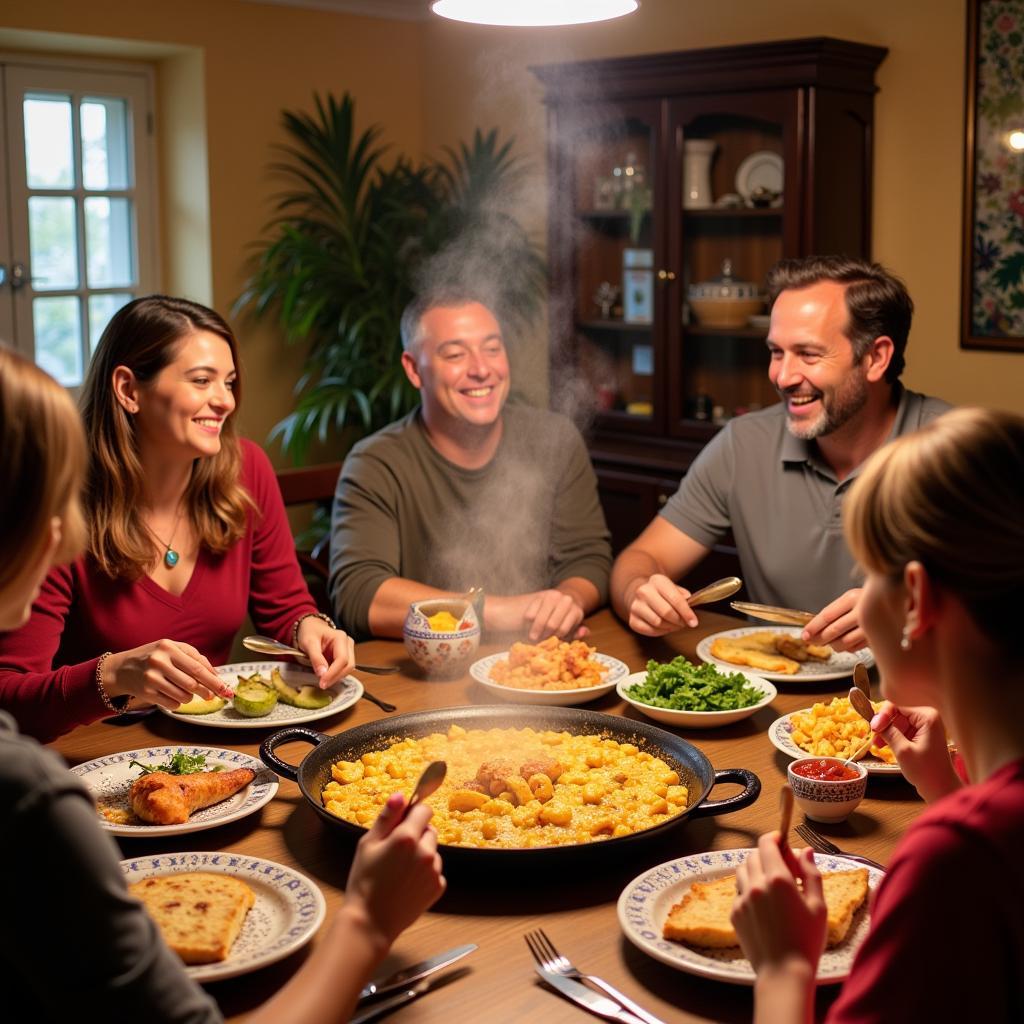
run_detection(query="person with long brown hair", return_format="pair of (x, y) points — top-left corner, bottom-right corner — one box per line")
(0, 296), (354, 741)
(730, 407), (1024, 1023)
(0, 344), (445, 1022)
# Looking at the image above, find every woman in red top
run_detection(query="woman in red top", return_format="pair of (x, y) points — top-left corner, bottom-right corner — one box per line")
(730, 407), (1024, 1023)
(0, 295), (355, 741)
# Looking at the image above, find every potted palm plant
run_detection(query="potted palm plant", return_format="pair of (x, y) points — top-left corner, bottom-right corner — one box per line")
(235, 92), (546, 467)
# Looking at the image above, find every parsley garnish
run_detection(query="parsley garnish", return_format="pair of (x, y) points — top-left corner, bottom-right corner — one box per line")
(129, 750), (222, 775)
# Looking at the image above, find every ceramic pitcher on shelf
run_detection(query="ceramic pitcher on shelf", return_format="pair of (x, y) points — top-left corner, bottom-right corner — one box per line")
(683, 139), (716, 209)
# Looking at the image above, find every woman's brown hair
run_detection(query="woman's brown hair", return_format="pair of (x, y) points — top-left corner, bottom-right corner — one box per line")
(80, 295), (253, 579)
(0, 345), (87, 589)
(844, 407), (1024, 656)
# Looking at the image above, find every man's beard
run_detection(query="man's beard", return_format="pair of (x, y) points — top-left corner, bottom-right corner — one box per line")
(782, 371), (869, 441)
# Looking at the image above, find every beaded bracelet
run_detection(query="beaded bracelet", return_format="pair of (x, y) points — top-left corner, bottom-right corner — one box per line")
(292, 611), (336, 650)
(95, 652), (130, 713)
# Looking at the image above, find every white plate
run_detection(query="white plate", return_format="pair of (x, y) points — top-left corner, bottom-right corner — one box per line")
(735, 150), (783, 202)
(119, 851), (326, 983)
(469, 651), (629, 706)
(617, 670), (776, 728)
(697, 626), (874, 682)
(768, 709), (902, 776)
(72, 745), (278, 837)
(159, 661), (363, 729)
(618, 848), (883, 985)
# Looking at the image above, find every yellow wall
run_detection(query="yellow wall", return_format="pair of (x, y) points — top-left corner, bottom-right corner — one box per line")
(419, 0), (1024, 413)
(1, 0), (424, 452)
(3, 0), (1020, 460)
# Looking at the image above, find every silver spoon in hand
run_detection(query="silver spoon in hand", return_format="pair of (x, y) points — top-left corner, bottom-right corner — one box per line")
(400, 761), (447, 821)
(242, 635), (398, 713)
(242, 635), (399, 675)
(686, 576), (743, 609)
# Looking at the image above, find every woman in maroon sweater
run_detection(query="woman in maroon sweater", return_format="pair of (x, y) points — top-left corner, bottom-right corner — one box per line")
(0, 296), (355, 741)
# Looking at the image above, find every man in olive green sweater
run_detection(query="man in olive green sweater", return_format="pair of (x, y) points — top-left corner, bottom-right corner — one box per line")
(328, 293), (611, 641)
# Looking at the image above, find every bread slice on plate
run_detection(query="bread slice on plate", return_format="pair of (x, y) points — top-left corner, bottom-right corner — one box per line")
(663, 868), (869, 949)
(129, 872), (255, 964)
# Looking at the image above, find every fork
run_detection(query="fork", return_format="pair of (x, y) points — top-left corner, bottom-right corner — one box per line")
(795, 823), (887, 872)
(524, 929), (666, 1024)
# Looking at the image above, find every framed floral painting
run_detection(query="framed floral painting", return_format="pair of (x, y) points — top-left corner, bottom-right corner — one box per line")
(961, 0), (1024, 351)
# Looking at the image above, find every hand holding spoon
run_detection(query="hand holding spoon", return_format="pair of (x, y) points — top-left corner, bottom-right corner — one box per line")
(401, 761), (447, 822)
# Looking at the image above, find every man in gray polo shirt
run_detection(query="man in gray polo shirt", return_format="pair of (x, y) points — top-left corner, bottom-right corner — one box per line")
(610, 255), (950, 651)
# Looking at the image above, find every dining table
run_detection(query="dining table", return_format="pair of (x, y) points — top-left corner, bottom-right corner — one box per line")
(50, 609), (926, 1023)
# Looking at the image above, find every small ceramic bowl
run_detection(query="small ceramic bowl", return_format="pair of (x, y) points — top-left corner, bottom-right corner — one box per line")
(787, 757), (868, 823)
(403, 599), (481, 677)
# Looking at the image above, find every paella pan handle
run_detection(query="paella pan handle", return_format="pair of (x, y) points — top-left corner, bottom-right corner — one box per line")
(259, 726), (327, 782)
(686, 768), (761, 819)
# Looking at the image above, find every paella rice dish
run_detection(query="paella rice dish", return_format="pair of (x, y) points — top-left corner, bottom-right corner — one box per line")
(487, 636), (608, 691)
(789, 697), (895, 763)
(321, 724), (689, 848)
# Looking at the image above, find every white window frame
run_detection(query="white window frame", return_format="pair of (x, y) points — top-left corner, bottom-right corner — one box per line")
(0, 54), (159, 383)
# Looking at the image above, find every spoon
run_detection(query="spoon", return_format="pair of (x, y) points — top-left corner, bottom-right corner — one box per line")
(778, 783), (794, 848)
(401, 761), (447, 821)
(686, 576), (743, 609)
(848, 686), (876, 760)
(852, 663), (871, 701)
(242, 635), (398, 713)
(242, 635), (399, 675)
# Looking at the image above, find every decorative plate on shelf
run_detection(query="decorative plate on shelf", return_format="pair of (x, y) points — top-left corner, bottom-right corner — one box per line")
(73, 745), (278, 836)
(618, 848), (883, 985)
(469, 652), (628, 706)
(697, 626), (874, 682)
(735, 150), (783, 203)
(159, 661), (362, 729)
(119, 851), (326, 982)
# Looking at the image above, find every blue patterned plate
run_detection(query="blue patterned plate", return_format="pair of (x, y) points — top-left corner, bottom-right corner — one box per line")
(618, 848), (884, 985)
(120, 851), (326, 982)
(73, 745), (278, 836)
(769, 709), (902, 776)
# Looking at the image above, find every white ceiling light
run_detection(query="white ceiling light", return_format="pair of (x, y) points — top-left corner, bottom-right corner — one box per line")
(431, 0), (639, 28)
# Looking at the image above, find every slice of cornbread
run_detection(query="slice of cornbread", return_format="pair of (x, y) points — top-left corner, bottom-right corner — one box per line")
(130, 872), (255, 964)
(663, 868), (870, 949)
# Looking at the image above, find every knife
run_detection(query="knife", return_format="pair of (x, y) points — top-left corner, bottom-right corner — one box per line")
(535, 966), (659, 1024)
(358, 943), (476, 1002)
(730, 600), (815, 626)
(349, 977), (433, 1024)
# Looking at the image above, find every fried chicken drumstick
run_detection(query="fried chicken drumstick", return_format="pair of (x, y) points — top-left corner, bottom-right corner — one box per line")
(130, 767), (256, 825)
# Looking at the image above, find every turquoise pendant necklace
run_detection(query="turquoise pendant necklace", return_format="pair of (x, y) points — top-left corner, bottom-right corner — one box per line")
(147, 506), (184, 569)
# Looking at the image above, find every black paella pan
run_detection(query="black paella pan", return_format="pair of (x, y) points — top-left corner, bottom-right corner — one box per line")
(260, 705), (760, 866)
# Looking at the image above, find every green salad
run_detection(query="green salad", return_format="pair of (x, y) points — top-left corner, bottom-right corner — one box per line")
(625, 656), (764, 712)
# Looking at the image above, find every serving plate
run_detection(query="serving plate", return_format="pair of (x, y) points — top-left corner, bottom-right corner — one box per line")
(735, 150), (783, 203)
(618, 848), (883, 985)
(73, 745), (278, 837)
(697, 626), (873, 682)
(616, 670), (776, 728)
(768, 710), (901, 776)
(469, 651), (628, 706)
(259, 705), (760, 867)
(119, 851), (325, 983)
(158, 661), (362, 729)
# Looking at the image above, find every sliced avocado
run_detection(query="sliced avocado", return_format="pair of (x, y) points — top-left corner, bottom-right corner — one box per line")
(233, 678), (278, 717)
(176, 693), (227, 715)
(271, 668), (333, 709)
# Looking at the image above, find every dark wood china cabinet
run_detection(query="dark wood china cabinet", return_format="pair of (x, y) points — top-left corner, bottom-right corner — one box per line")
(532, 38), (887, 584)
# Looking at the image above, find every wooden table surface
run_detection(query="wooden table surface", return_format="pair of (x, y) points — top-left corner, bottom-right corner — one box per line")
(51, 610), (922, 1023)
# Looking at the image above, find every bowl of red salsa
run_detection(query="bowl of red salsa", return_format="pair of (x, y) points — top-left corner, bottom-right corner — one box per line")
(787, 757), (867, 823)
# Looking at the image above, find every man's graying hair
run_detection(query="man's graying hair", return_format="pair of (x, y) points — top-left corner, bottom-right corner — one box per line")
(766, 255), (913, 383)
(400, 289), (501, 354)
